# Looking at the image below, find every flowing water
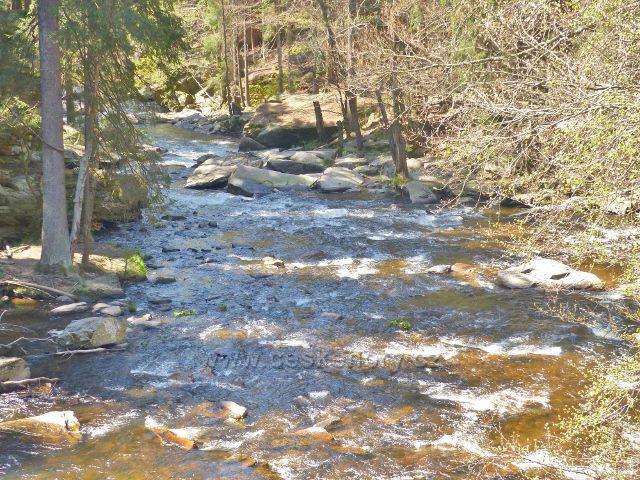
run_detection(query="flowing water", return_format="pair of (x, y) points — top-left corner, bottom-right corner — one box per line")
(0, 124), (628, 479)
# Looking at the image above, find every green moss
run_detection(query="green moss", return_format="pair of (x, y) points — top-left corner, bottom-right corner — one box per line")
(388, 319), (412, 331)
(174, 309), (197, 317)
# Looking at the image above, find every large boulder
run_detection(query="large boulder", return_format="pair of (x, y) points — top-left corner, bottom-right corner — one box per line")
(313, 167), (364, 193)
(185, 165), (236, 189)
(238, 136), (267, 152)
(76, 275), (124, 299)
(0, 357), (30, 382)
(265, 151), (326, 175)
(335, 156), (369, 170)
(0, 411), (81, 443)
(245, 94), (342, 148)
(401, 181), (440, 204)
(227, 165), (316, 197)
(497, 258), (604, 290)
(50, 317), (127, 348)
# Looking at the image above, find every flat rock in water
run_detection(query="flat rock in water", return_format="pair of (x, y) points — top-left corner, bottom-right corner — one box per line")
(78, 275), (124, 299)
(50, 302), (89, 315)
(144, 417), (203, 450)
(294, 426), (333, 441)
(195, 153), (219, 165)
(401, 181), (439, 204)
(149, 296), (172, 305)
(497, 258), (604, 291)
(185, 164), (236, 189)
(265, 151), (326, 174)
(220, 400), (247, 419)
(227, 164), (316, 197)
(50, 317), (127, 348)
(426, 265), (452, 274)
(0, 357), (30, 382)
(0, 411), (81, 443)
(313, 167), (364, 193)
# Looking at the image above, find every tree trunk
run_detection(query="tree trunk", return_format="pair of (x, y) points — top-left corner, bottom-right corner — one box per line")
(336, 120), (344, 157)
(38, 0), (71, 272)
(243, 14), (250, 107)
(64, 71), (75, 125)
(221, 0), (232, 115)
(347, 92), (364, 157)
(276, 29), (284, 94)
(11, 0), (22, 11)
(391, 87), (408, 177)
(376, 89), (398, 166)
(275, 0), (283, 94)
(70, 52), (99, 251)
(81, 173), (96, 265)
(313, 101), (326, 142)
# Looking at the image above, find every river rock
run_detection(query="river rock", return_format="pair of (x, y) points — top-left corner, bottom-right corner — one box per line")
(370, 155), (396, 178)
(78, 275), (124, 299)
(294, 426), (333, 441)
(185, 164), (236, 189)
(265, 151), (326, 174)
(144, 416), (202, 450)
(50, 317), (127, 348)
(401, 181), (439, 204)
(304, 149), (337, 161)
(92, 303), (123, 316)
(227, 165), (316, 197)
(238, 136), (267, 152)
(262, 257), (285, 268)
(497, 258), (604, 290)
(426, 264), (453, 274)
(0, 411), (81, 442)
(313, 167), (364, 193)
(335, 156), (369, 170)
(0, 357), (30, 382)
(195, 153), (219, 165)
(220, 400), (248, 419)
(50, 302), (89, 315)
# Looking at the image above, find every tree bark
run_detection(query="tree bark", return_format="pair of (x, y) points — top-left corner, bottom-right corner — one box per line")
(221, 0), (232, 115)
(81, 173), (96, 265)
(376, 89), (398, 166)
(313, 101), (326, 142)
(64, 71), (75, 125)
(275, 0), (283, 94)
(347, 92), (364, 157)
(11, 0), (22, 11)
(243, 14), (250, 107)
(70, 51), (99, 251)
(38, 0), (71, 272)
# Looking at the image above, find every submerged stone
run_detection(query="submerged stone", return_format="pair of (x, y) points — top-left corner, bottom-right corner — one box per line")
(50, 317), (127, 348)
(0, 357), (30, 382)
(0, 411), (81, 443)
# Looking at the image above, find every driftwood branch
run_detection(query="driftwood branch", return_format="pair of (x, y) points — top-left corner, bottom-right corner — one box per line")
(0, 377), (59, 394)
(54, 344), (127, 356)
(0, 280), (78, 302)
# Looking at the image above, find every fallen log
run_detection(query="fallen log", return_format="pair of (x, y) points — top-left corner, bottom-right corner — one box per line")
(0, 377), (59, 394)
(0, 280), (78, 302)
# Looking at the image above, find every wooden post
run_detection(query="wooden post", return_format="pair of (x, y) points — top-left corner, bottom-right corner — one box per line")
(313, 101), (326, 142)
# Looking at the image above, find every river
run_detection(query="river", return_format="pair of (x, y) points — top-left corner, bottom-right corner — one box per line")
(0, 123), (625, 479)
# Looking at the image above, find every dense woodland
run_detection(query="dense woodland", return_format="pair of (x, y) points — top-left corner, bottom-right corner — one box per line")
(1, 0), (640, 478)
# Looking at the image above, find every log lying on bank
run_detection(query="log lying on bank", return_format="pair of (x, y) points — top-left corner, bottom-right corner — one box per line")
(0, 280), (78, 302)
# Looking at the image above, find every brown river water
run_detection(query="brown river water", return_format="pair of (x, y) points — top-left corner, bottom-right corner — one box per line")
(0, 123), (630, 479)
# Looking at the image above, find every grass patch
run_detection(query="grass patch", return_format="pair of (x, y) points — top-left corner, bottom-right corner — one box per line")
(388, 319), (412, 331)
(174, 309), (197, 317)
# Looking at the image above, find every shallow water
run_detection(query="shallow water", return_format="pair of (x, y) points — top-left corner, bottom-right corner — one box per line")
(0, 124), (627, 479)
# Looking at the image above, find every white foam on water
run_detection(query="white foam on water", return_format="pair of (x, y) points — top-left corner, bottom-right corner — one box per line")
(421, 383), (550, 414)
(310, 207), (349, 218)
(87, 411), (139, 438)
(131, 361), (178, 378)
(201, 439), (243, 450)
(337, 258), (378, 279)
(198, 324), (224, 340)
(443, 338), (562, 357)
(261, 338), (310, 349)
(309, 390), (330, 399)
(382, 341), (459, 360)
(430, 433), (490, 457)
